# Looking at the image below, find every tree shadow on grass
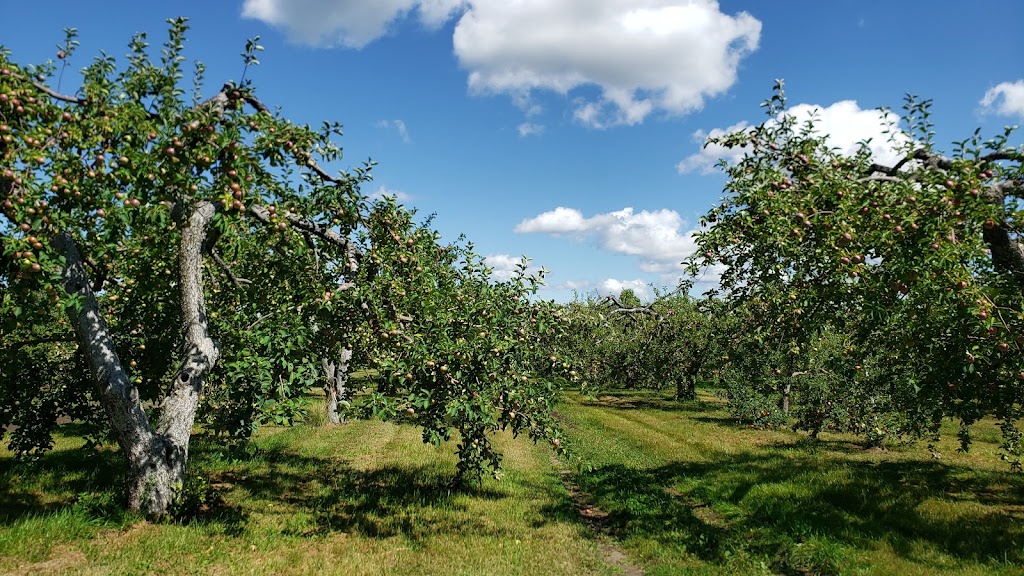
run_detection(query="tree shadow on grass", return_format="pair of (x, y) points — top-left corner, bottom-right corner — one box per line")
(0, 440), (125, 524)
(1, 438), (516, 542)
(202, 444), (512, 540)
(577, 391), (723, 415)
(552, 450), (1024, 572)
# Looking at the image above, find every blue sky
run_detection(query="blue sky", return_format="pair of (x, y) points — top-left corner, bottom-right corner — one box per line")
(2, 1), (1023, 301)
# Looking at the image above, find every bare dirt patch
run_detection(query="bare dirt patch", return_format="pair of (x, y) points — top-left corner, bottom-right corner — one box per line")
(550, 454), (644, 576)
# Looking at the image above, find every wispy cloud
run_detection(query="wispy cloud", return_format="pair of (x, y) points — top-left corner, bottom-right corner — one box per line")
(376, 119), (411, 143)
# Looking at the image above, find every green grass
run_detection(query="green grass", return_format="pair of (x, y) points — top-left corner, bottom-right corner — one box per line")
(558, 389), (1024, 576)
(2, 389), (1023, 575)
(0, 414), (614, 576)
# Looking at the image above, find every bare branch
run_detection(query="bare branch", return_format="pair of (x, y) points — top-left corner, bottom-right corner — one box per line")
(210, 248), (251, 286)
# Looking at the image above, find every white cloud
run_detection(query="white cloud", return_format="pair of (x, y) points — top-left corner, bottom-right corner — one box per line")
(678, 100), (909, 174)
(517, 122), (544, 137)
(244, 1), (759, 127)
(676, 121), (750, 175)
(241, 0), (464, 48)
(549, 278), (652, 301)
(516, 206), (699, 272)
(377, 119), (411, 143)
(597, 278), (651, 301)
(370, 185), (413, 202)
(484, 253), (540, 281)
(454, 0), (761, 128)
(981, 80), (1024, 117)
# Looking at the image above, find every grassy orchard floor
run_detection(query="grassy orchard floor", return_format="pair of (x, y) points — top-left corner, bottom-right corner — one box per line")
(0, 412), (614, 576)
(559, 390), (1024, 576)
(0, 391), (1021, 575)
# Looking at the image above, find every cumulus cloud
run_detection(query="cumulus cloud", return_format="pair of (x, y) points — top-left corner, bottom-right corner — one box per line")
(241, 0), (464, 48)
(454, 0), (761, 127)
(981, 80), (1024, 117)
(549, 278), (652, 301)
(676, 121), (750, 175)
(597, 278), (651, 300)
(678, 100), (909, 174)
(516, 206), (700, 272)
(484, 254), (541, 281)
(243, 1), (760, 127)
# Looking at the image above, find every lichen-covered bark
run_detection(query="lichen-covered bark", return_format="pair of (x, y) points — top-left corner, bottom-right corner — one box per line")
(54, 201), (218, 517)
(322, 348), (353, 425)
(55, 234), (164, 512)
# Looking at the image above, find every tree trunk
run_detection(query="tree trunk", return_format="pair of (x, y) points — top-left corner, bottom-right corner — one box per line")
(675, 378), (696, 401)
(322, 348), (353, 425)
(780, 382), (792, 415)
(55, 201), (218, 517)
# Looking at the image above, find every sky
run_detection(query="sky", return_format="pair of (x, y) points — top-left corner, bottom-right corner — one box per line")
(2, 1), (1023, 302)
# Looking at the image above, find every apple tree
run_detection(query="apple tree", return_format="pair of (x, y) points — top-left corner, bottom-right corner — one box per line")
(687, 81), (1024, 462)
(0, 20), (572, 516)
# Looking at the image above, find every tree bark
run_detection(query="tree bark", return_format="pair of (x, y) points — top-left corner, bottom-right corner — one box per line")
(322, 348), (353, 425)
(54, 201), (218, 517)
(780, 382), (792, 416)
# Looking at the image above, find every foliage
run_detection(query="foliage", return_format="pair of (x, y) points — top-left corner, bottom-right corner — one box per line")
(557, 291), (726, 400)
(687, 81), (1024, 462)
(0, 18), (571, 505)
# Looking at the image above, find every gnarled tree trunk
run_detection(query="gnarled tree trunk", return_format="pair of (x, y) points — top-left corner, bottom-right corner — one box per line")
(56, 201), (218, 517)
(322, 348), (353, 425)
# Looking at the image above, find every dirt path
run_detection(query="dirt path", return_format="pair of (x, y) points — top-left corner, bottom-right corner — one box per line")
(550, 454), (645, 576)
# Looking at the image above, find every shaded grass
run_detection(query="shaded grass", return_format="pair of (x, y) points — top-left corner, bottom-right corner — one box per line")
(559, 389), (1024, 576)
(0, 420), (614, 576)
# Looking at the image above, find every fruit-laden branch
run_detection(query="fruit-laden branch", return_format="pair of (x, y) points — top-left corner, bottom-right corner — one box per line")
(248, 204), (361, 274)
(867, 148), (1024, 178)
(865, 148), (1024, 281)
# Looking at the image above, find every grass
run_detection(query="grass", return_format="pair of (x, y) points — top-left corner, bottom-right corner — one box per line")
(0, 405), (614, 576)
(558, 389), (1024, 576)
(1, 389), (1022, 575)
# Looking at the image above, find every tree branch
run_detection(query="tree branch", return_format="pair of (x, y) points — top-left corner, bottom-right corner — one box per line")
(210, 248), (251, 286)
(248, 204), (361, 273)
